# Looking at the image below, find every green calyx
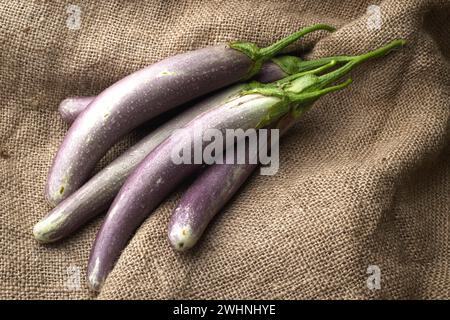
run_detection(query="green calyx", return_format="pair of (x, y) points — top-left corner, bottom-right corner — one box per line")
(230, 24), (336, 80)
(240, 39), (406, 127)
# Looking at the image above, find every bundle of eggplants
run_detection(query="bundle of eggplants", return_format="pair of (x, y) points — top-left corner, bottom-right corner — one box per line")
(34, 45), (336, 243)
(32, 23), (405, 291)
(45, 24), (335, 206)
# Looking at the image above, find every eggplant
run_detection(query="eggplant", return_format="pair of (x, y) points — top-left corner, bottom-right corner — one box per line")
(34, 85), (241, 243)
(45, 24), (335, 206)
(87, 61), (356, 291)
(56, 57), (341, 123)
(58, 96), (95, 124)
(34, 55), (338, 243)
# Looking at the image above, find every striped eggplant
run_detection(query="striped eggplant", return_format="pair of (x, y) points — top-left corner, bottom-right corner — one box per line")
(45, 24), (335, 206)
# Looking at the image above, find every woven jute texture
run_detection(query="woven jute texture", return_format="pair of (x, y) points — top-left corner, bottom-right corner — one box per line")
(1, 0), (449, 299)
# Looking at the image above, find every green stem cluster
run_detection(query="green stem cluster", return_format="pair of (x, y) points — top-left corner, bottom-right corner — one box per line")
(241, 39), (406, 127)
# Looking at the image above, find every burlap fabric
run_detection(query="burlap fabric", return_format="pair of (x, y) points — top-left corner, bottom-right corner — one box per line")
(1, 0), (449, 300)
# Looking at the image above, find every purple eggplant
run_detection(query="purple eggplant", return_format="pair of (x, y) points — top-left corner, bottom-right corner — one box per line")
(56, 57), (335, 124)
(168, 115), (295, 251)
(56, 59), (300, 124)
(54, 60), (301, 124)
(56, 54), (365, 124)
(45, 24), (335, 206)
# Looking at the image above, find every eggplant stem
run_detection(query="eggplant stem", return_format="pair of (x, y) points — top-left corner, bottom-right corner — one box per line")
(258, 24), (336, 59)
(274, 39), (406, 78)
(317, 39), (406, 88)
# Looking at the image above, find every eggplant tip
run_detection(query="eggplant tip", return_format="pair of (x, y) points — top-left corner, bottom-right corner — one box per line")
(168, 224), (196, 251)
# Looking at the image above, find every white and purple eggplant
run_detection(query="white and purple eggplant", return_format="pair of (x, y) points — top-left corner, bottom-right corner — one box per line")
(45, 24), (335, 206)
(34, 55), (339, 243)
(56, 53), (371, 124)
(86, 40), (405, 291)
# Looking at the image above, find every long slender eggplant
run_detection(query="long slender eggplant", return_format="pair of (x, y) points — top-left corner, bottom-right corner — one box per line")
(45, 24), (335, 206)
(87, 40), (405, 291)
(34, 85), (241, 243)
(34, 55), (337, 243)
(56, 57), (317, 123)
(167, 40), (407, 251)
(168, 115), (295, 251)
